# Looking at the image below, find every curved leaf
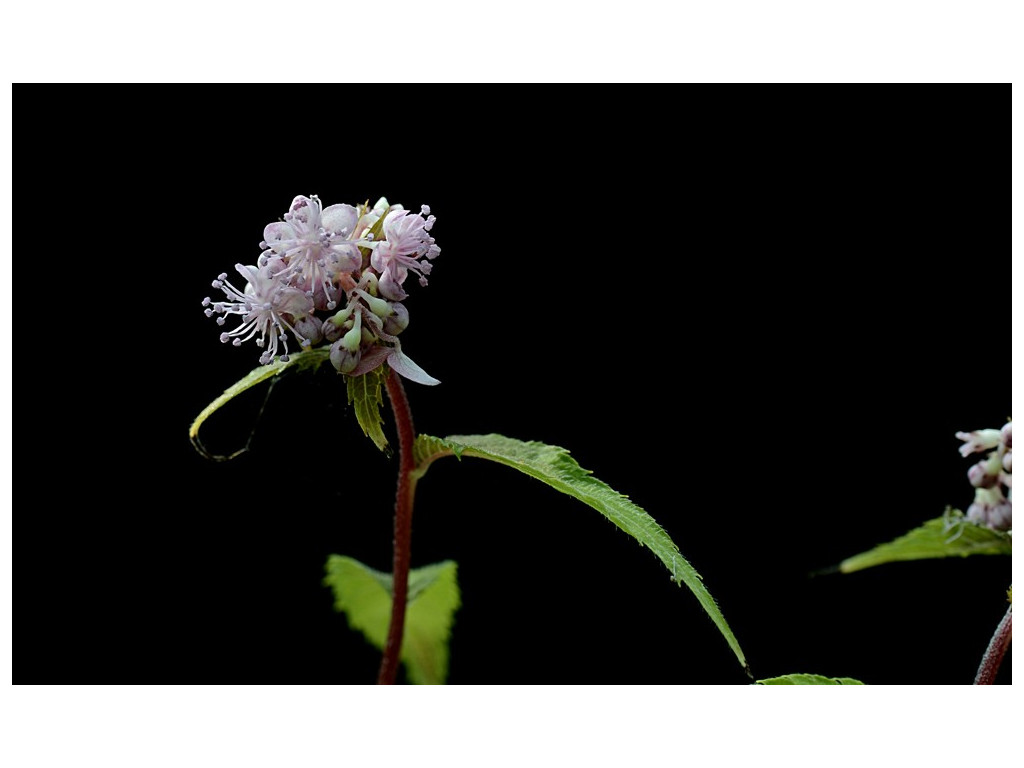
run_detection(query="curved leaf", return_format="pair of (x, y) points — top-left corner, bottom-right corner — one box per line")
(839, 509), (1011, 574)
(189, 348), (330, 452)
(413, 433), (748, 673)
(324, 555), (460, 684)
(756, 674), (865, 685)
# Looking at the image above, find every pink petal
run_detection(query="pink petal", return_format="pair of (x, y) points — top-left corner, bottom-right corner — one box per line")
(321, 204), (358, 235)
(263, 221), (295, 245)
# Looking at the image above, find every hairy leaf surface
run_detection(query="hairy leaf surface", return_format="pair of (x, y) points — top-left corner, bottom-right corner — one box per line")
(839, 510), (1011, 574)
(756, 674), (865, 685)
(346, 366), (390, 453)
(324, 555), (460, 684)
(413, 433), (747, 672)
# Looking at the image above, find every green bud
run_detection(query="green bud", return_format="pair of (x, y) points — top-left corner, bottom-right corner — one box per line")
(342, 310), (363, 353)
(329, 306), (353, 326)
(342, 325), (362, 353)
(363, 272), (379, 296)
(365, 294), (392, 318)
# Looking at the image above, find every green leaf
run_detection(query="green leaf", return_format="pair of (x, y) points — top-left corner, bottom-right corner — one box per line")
(324, 555), (460, 685)
(412, 433), (466, 468)
(756, 674), (865, 685)
(346, 366), (389, 453)
(839, 509), (1012, 574)
(189, 348), (330, 455)
(412, 433), (748, 673)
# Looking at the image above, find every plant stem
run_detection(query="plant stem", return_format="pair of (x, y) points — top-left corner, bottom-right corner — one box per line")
(974, 604), (1012, 685)
(377, 369), (417, 685)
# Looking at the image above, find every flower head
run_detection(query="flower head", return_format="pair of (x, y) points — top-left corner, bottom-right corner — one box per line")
(957, 421), (1011, 532)
(203, 195), (441, 384)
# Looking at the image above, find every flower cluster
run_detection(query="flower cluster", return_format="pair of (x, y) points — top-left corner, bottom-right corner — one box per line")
(203, 196), (440, 384)
(956, 422), (1012, 531)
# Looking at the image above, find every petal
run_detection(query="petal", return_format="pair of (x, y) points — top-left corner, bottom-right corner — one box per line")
(378, 267), (408, 301)
(387, 348), (440, 386)
(321, 204), (358, 235)
(329, 244), (361, 273)
(369, 243), (389, 273)
(276, 287), (314, 318)
(234, 263), (261, 285)
(263, 221), (295, 245)
(288, 195), (317, 225)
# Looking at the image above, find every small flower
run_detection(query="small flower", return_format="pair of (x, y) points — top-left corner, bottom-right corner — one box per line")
(955, 429), (1002, 457)
(261, 195), (364, 310)
(203, 264), (313, 365)
(371, 209), (441, 301)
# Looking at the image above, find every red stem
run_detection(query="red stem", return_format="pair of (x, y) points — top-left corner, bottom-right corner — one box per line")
(377, 369), (417, 685)
(974, 604), (1012, 685)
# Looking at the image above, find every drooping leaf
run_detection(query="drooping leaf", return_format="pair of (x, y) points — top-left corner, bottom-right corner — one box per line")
(839, 509), (1012, 574)
(189, 348), (330, 455)
(756, 674), (865, 685)
(346, 366), (390, 453)
(412, 433), (748, 673)
(324, 555), (460, 684)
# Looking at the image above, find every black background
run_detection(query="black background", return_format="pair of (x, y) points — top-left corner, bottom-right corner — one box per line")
(16, 86), (1009, 684)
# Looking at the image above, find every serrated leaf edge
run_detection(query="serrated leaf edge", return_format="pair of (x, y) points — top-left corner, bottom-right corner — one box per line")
(412, 432), (748, 673)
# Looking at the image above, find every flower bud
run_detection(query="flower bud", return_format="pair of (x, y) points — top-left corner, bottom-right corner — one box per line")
(365, 294), (392, 318)
(362, 272), (379, 296)
(1003, 450), (1012, 473)
(322, 318), (342, 343)
(384, 302), (410, 335)
(1001, 421), (1012, 450)
(311, 282), (341, 312)
(968, 453), (1002, 488)
(988, 500), (1012, 531)
(966, 487), (1013, 532)
(293, 315), (323, 347)
(378, 268), (407, 301)
(342, 324), (362, 353)
(956, 429), (1002, 457)
(322, 306), (354, 342)
(330, 339), (361, 373)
